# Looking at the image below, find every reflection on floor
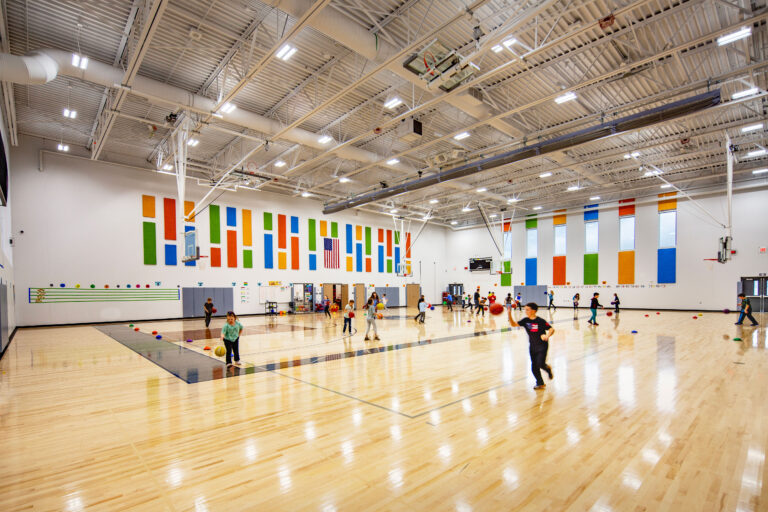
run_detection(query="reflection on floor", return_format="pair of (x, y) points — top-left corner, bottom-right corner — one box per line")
(1, 307), (766, 511)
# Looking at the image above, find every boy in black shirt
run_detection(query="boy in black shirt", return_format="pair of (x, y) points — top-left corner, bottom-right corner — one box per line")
(203, 297), (214, 327)
(735, 293), (759, 326)
(508, 302), (555, 390)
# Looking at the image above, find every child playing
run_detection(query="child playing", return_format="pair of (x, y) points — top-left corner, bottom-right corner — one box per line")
(220, 311), (244, 367)
(548, 290), (556, 311)
(505, 293), (513, 310)
(735, 293), (759, 326)
(343, 299), (354, 335)
(611, 293), (620, 314)
(382, 294), (388, 310)
(364, 298), (380, 340)
(477, 296), (487, 316)
(203, 297), (214, 327)
(507, 302), (555, 390)
(572, 293), (580, 310)
(588, 292), (603, 325)
(515, 293), (522, 309)
(416, 295), (427, 323)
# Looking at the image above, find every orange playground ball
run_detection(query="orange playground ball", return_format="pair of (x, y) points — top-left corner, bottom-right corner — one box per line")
(376, 313), (383, 320)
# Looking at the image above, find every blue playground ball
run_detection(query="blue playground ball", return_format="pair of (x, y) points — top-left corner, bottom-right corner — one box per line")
(155, 335), (162, 339)
(631, 330), (638, 334)
(127, 284), (131, 288)
(430, 306), (435, 310)
(59, 283), (65, 287)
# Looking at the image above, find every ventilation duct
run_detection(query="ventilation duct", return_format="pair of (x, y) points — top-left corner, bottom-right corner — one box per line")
(322, 90), (722, 214)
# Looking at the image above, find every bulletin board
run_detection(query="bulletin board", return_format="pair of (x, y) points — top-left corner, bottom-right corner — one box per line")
(258, 285), (291, 303)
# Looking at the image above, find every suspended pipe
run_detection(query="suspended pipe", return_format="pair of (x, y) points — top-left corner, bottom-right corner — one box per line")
(323, 90), (722, 214)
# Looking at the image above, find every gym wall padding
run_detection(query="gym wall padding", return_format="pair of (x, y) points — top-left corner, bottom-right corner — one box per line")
(182, 287), (234, 318)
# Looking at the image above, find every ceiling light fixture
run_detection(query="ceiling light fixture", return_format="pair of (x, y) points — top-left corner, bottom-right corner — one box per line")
(502, 38), (518, 49)
(533, 206), (542, 210)
(747, 149), (766, 157)
(660, 184), (672, 189)
(717, 26), (751, 46)
(384, 97), (403, 109)
(554, 91), (576, 104)
(539, 172), (552, 178)
(429, 199), (439, 204)
(462, 206), (473, 212)
(491, 45), (503, 53)
(71, 53), (88, 69)
(567, 185), (579, 191)
(454, 131), (470, 141)
(162, 163), (173, 171)
(476, 187), (487, 192)
(752, 168), (768, 174)
(741, 123), (764, 133)
(276, 44), (297, 61)
(589, 196), (600, 201)
(450, 220), (458, 225)
(489, 214), (498, 218)
(318, 135), (333, 144)
(301, 191), (312, 197)
(57, 143), (69, 152)
(507, 197), (518, 203)
(339, 177), (351, 183)
(390, 208), (398, 214)
(624, 151), (641, 159)
(386, 158), (400, 165)
(733, 87), (759, 100)
(220, 102), (236, 114)
(187, 138), (199, 147)
(63, 108), (77, 119)
(274, 160), (286, 167)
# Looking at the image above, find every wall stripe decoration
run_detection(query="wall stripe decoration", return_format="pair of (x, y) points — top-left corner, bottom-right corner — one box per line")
(583, 205), (598, 285)
(226, 207), (236, 228)
(141, 195), (157, 265)
(263, 212), (274, 269)
(552, 209), (566, 285)
(227, 230), (237, 268)
(163, 198), (176, 241)
(658, 192), (677, 283)
(184, 200), (196, 267)
(365, 226), (372, 272)
(290, 216), (299, 270)
(386, 229), (393, 273)
(308, 219), (317, 271)
(242, 209), (252, 269)
(525, 214), (537, 285)
(320, 220), (327, 237)
(277, 214), (287, 269)
(377, 229), (384, 273)
(331, 221), (338, 238)
(209, 205), (221, 268)
(142, 195), (155, 218)
(618, 199), (635, 284)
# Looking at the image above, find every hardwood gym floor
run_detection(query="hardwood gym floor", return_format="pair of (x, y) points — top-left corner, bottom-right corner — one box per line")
(0, 307), (765, 511)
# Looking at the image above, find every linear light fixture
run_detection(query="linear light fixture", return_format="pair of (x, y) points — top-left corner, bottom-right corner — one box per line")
(187, 138), (199, 147)
(454, 131), (470, 141)
(339, 177), (351, 183)
(57, 143), (69, 152)
(567, 185), (579, 191)
(507, 197), (518, 203)
(220, 102), (236, 114)
(489, 214), (498, 218)
(491, 45), (503, 53)
(390, 208), (398, 214)
(502, 38), (518, 49)
(71, 53), (88, 69)
(276, 44), (297, 61)
(462, 206), (473, 212)
(752, 168), (768, 174)
(554, 91), (576, 104)
(386, 158), (400, 165)
(63, 108), (77, 119)
(318, 135), (333, 144)
(733, 87), (759, 99)
(660, 184), (672, 189)
(301, 191), (312, 197)
(741, 123), (764, 133)
(450, 220), (458, 225)
(747, 149), (766, 157)
(589, 196), (600, 201)
(476, 187), (487, 192)
(717, 26), (751, 46)
(624, 151), (641, 159)
(429, 199), (439, 204)
(162, 163), (173, 171)
(384, 97), (403, 109)
(274, 160), (286, 167)
(539, 172), (552, 178)
(533, 206), (542, 210)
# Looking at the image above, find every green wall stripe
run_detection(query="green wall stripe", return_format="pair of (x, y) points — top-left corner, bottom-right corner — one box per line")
(263, 212), (273, 230)
(584, 253), (599, 285)
(308, 219), (316, 251)
(387, 259), (393, 273)
(243, 249), (253, 268)
(500, 273), (512, 286)
(503, 260), (511, 273)
(143, 222), (157, 265)
(209, 205), (221, 243)
(365, 226), (372, 255)
(394, 231), (400, 244)
(331, 221), (338, 238)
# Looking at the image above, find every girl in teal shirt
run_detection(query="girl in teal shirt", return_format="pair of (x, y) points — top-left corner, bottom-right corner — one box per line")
(220, 311), (243, 366)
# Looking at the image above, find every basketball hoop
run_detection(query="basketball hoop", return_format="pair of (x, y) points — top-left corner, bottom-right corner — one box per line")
(423, 51), (437, 76)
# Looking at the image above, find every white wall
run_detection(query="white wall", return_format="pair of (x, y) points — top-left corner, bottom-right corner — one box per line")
(0, 87), (16, 347)
(10, 136), (446, 326)
(444, 185), (768, 311)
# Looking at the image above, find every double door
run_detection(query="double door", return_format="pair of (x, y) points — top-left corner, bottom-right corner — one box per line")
(740, 276), (767, 313)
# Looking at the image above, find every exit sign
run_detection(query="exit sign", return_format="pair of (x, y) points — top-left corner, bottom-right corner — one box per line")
(760, 247), (767, 254)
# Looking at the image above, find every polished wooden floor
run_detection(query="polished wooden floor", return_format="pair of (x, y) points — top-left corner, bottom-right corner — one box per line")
(1, 306), (766, 511)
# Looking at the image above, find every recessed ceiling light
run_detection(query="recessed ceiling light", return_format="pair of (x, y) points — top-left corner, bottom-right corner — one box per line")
(752, 168), (768, 174)
(717, 26), (751, 46)
(162, 163), (173, 171)
(274, 160), (286, 167)
(589, 196), (600, 201)
(390, 208), (398, 214)
(491, 45), (503, 53)
(220, 102), (236, 114)
(489, 214), (498, 218)
(301, 191), (312, 197)
(733, 87), (759, 100)
(476, 187), (487, 193)
(384, 97), (403, 109)
(429, 199), (438, 204)
(318, 135), (333, 144)
(450, 220), (458, 225)
(747, 149), (766, 157)
(741, 123), (764, 133)
(660, 184), (672, 189)
(386, 158), (400, 165)
(533, 206), (542, 210)
(187, 138), (199, 147)
(462, 206), (473, 212)
(539, 172), (552, 178)
(339, 177), (351, 183)
(71, 53), (88, 69)
(624, 151), (640, 159)
(554, 91), (576, 104)
(62, 108), (77, 119)
(454, 131), (470, 141)
(502, 38), (518, 49)
(276, 44), (297, 61)
(57, 143), (69, 152)
(567, 185), (579, 191)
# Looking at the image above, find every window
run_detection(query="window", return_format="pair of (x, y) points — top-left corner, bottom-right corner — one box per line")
(585, 221), (598, 253)
(659, 211), (676, 248)
(526, 228), (537, 258)
(503, 230), (513, 260)
(554, 224), (566, 256)
(619, 216), (635, 251)
(754, 281), (760, 296)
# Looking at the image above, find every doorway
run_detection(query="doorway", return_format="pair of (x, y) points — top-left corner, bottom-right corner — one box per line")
(406, 283), (421, 309)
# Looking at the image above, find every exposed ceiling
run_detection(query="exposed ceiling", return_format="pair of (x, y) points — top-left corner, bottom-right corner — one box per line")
(1, 0), (767, 227)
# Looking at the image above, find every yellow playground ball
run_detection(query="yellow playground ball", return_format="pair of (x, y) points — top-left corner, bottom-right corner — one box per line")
(376, 302), (385, 310)
(214, 346), (226, 357)
(75, 284), (81, 288)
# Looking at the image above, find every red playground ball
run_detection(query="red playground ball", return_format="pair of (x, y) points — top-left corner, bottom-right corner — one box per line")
(692, 316), (698, 319)
(656, 312), (660, 315)
(133, 327), (139, 331)
(152, 331), (158, 335)
(212, 308), (217, 314)
(606, 311), (613, 317)
(489, 303), (504, 316)
(645, 314), (649, 317)
(348, 312), (355, 319)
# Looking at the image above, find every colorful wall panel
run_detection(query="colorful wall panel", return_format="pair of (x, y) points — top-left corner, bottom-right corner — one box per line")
(618, 199), (635, 284)
(308, 218), (317, 271)
(184, 201), (196, 267)
(209, 205), (221, 268)
(142, 195), (157, 265)
(525, 215), (537, 285)
(583, 205), (598, 285)
(658, 193), (677, 283)
(263, 212), (273, 269)
(552, 210), (566, 285)
(242, 209), (252, 269)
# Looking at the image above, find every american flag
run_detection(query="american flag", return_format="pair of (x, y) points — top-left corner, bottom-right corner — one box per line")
(324, 237), (339, 268)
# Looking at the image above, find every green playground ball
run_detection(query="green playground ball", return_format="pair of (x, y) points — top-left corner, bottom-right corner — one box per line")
(129, 324), (134, 327)
(733, 337), (742, 341)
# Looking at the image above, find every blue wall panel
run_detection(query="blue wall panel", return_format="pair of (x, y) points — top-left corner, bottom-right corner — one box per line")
(355, 243), (363, 272)
(264, 233), (274, 269)
(378, 245), (384, 273)
(309, 253), (317, 271)
(226, 207), (236, 227)
(164, 244), (177, 266)
(346, 224), (353, 254)
(525, 257), (537, 285)
(657, 248), (676, 283)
